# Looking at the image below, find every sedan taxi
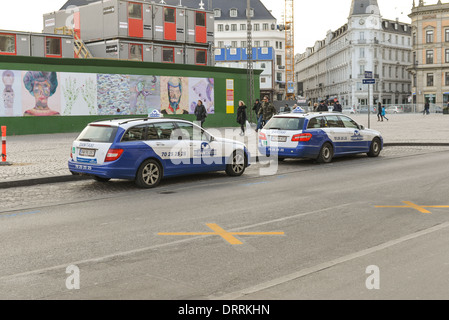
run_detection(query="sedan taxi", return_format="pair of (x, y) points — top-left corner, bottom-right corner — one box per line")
(68, 115), (250, 188)
(258, 109), (383, 163)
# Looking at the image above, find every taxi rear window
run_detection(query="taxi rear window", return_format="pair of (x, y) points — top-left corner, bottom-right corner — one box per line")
(76, 125), (118, 143)
(264, 117), (305, 131)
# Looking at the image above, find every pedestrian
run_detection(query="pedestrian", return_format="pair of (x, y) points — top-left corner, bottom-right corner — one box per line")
(377, 102), (382, 121)
(237, 100), (247, 136)
(316, 100), (328, 112)
(284, 104), (291, 113)
(313, 102), (318, 112)
(423, 102), (430, 115)
(333, 100), (342, 113)
(253, 99), (263, 132)
(259, 96), (277, 126)
(381, 105), (389, 121)
(194, 100), (207, 128)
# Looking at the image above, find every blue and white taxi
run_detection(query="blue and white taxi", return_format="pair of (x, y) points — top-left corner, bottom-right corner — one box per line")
(68, 114), (250, 188)
(258, 108), (383, 163)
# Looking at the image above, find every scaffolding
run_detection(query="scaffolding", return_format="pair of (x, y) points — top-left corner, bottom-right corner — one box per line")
(284, 0), (295, 99)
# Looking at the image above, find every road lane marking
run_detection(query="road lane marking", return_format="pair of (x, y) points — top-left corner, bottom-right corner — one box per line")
(158, 223), (285, 245)
(212, 220), (449, 300)
(0, 211), (40, 219)
(375, 201), (449, 214)
(0, 203), (351, 281)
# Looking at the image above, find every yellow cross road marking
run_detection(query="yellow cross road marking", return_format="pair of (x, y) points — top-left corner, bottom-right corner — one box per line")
(158, 223), (285, 245)
(375, 201), (449, 214)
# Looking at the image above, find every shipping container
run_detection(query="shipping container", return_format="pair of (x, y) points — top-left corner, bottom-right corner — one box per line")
(152, 43), (184, 64)
(86, 39), (153, 62)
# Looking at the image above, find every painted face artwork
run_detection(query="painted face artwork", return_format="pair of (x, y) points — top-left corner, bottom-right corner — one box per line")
(33, 80), (51, 107)
(168, 79), (182, 112)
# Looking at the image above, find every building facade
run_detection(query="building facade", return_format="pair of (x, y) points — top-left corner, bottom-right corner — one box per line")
(408, 0), (449, 107)
(296, 0), (412, 109)
(212, 0), (286, 101)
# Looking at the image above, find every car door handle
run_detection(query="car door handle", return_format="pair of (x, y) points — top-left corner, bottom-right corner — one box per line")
(156, 143), (165, 147)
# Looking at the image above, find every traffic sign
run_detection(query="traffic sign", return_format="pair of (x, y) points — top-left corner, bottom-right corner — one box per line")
(364, 71), (373, 79)
(363, 79), (376, 84)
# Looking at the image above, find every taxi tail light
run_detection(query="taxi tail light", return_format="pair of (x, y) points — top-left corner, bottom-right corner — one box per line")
(292, 133), (312, 142)
(259, 132), (267, 140)
(105, 148), (124, 162)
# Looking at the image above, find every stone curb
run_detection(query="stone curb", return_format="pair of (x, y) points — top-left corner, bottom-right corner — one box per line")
(1, 142), (448, 189)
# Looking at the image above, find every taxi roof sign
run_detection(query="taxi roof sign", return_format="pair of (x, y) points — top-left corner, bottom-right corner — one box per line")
(149, 109), (163, 118)
(293, 106), (305, 113)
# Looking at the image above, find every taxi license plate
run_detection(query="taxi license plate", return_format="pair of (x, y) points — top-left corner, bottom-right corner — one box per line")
(79, 148), (96, 157)
(271, 136), (287, 142)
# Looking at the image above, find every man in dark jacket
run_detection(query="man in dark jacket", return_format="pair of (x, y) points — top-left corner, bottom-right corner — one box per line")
(253, 99), (263, 132)
(316, 100), (328, 112)
(333, 100), (342, 113)
(194, 100), (207, 128)
(258, 96), (277, 124)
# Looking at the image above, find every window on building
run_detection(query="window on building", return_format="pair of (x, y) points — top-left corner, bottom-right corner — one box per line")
(129, 44), (142, 61)
(230, 8), (238, 17)
(217, 24), (223, 32)
(245, 8), (254, 17)
(128, 3), (142, 19)
(263, 41), (270, 47)
(426, 50), (434, 64)
(446, 49), (449, 63)
(254, 24), (260, 31)
(231, 24), (237, 31)
(241, 41), (246, 48)
(446, 72), (449, 86)
(217, 41), (224, 48)
(426, 30), (434, 43)
(261, 77), (266, 83)
(446, 29), (449, 42)
(277, 72), (282, 81)
(45, 37), (61, 57)
(263, 23), (269, 31)
(0, 33), (16, 55)
(240, 24), (246, 31)
(164, 7), (175, 23)
(360, 48), (365, 58)
(427, 73), (434, 86)
(162, 47), (175, 63)
(213, 9), (221, 18)
(231, 41), (237, 47)
(254, 40), (260, 47)
(276, 55), (282, 66)
(196, 12), (206, 27)
(195, 49), (207, 65)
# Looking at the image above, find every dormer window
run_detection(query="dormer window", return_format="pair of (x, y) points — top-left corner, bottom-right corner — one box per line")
(246, 8), (254, 17)
(230, 8), (238, 18)
(214, 9), (221, 18)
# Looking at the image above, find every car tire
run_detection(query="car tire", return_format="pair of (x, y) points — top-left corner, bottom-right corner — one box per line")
(135, 159), (163, 188)
(367, 138), (382, 157)
(93, 176), (111, 182)
(226, 150), (246, 177)
(317, 142), (333, 163)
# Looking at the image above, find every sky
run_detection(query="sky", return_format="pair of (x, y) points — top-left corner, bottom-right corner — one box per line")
(0, 0), (442, 54)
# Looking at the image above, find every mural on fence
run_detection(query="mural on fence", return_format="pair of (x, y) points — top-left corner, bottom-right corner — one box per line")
(0, 69), (214, 117)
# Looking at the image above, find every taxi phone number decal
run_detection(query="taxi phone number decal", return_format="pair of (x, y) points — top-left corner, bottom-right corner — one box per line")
(161, 151), (187, 158)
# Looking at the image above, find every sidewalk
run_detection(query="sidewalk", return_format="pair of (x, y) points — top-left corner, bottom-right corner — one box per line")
(1, 113), (448, 188)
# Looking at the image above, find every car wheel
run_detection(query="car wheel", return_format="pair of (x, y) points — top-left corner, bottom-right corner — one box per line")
(317, 142), (333, 163)
(135, 159), (163, 188)
(93, 176), (111, 182)
(367, 138), (382, 157)
(226, 150), (246, 177)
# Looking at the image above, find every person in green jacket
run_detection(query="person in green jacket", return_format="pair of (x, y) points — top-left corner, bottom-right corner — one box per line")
(258, 96), (277, 127)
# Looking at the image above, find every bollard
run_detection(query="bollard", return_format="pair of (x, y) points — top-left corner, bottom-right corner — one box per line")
(1, 126), (11, 166)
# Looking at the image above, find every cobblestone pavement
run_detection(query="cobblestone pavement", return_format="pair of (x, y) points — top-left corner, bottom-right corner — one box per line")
(0, 113), (448, 185)
(1, 145), (448, 213)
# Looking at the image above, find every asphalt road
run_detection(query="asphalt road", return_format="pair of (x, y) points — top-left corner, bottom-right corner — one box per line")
(1, 146), (449, 300)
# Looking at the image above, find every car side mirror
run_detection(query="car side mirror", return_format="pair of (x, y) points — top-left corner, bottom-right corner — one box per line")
(209, 135), (215, 142)
(359, 125), (365, 130)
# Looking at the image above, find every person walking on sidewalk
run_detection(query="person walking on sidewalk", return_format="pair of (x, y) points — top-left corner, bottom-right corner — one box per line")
(253, 99), (262, 132)
(194, 100), (207, 128)
(258, 96), (276, 127)
(381, 105), (389, 121)
(316, 100), (328, 112)
(333, 100), (342, 113)
(423, 102), (430, 115)
(377, 102), (383, 121)
(237, 100), (247, 136)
